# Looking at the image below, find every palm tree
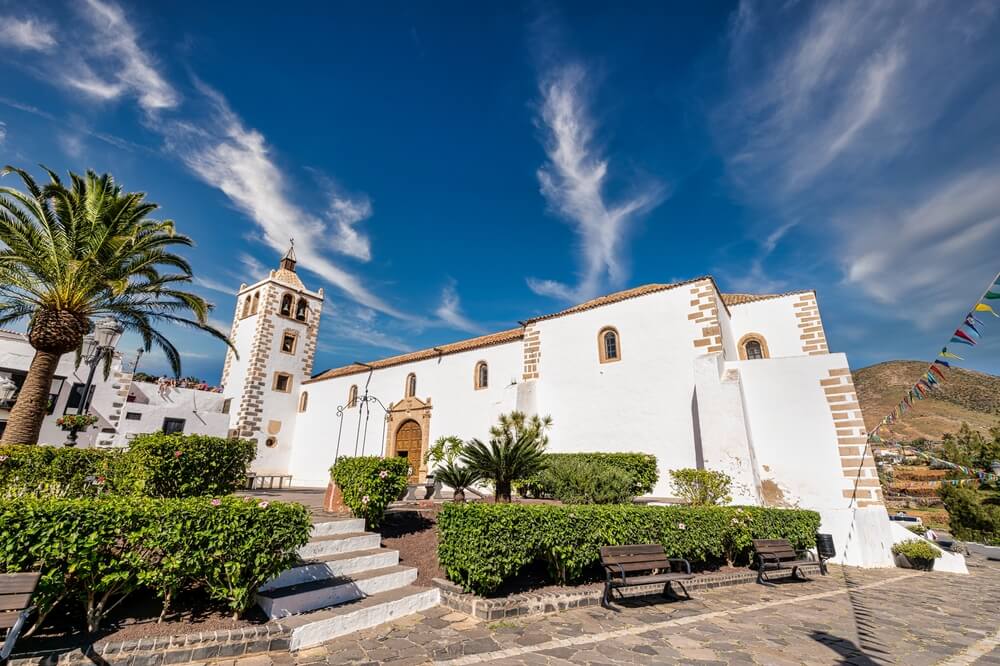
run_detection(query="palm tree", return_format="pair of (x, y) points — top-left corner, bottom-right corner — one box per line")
(433, 461), (481, 502)
(461, 411), (552, 502)
(0, 166), (230, 444)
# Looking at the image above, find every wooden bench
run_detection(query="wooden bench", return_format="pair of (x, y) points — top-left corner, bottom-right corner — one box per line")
(752, 539), (817, 585)
(1, 572), (39, 662)
(599, 544), (694, 607)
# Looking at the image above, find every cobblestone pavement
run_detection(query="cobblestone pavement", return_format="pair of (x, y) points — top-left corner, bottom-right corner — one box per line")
(212, 556), (1000, 665)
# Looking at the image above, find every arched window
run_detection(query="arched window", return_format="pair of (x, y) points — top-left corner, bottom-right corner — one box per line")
(241, 296), (252, 318)
(737, 333), (770, 360)
(598, 327), (621, 363)
(405, 373), (416, 398)
(295, 297), (308, 321)
(474, 361), (488, 390)
(251, 292), (260, 315)
(298, 391), (309, 413)
(347, 384), (358, 408)
(280, 293), (293, 317)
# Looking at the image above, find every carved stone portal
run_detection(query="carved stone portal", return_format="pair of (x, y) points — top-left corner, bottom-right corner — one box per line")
(385, 395), (432, 484)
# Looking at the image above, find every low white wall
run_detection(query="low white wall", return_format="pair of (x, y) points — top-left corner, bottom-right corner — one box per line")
(818, 507), (895, 568)
(112, 382), (230, 447)
(887, 521), (967, 574)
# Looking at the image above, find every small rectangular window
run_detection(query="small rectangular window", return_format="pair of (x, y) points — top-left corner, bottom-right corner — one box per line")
(64, 382), (96, 413)
(273, 372), (292, 393)
(162, 417), (185, 434)
(280, 332), (297, 354)
(222, 398), (232, 414)
(125, 412), (142, 421)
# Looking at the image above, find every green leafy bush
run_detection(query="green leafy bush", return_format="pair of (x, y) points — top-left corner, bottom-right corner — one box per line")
(516, 453), (658, 498)
(0, 496), (310, 632)
(119, 433), (257, 497)
(0, 434), (256, 499)
(537, 457), (635, 504)
(905, 524), (928, 536)
(330, 456), (410, 528)
(438, 502), (820, 594)
(0, 445), (123, 498)
(669, 468), (732, 505)
(891, 539), (941, 569)
(939, 483), (1000, 545)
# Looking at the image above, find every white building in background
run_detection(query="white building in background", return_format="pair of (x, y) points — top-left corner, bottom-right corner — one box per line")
(0, 330), (229, 448)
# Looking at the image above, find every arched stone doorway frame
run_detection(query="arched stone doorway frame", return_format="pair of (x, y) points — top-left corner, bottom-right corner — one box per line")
(385, 395), (432, 483)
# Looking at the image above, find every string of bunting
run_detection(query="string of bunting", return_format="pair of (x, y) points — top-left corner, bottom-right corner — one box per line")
(880, 442), (998, 482)
(867, 270), (1000, 480)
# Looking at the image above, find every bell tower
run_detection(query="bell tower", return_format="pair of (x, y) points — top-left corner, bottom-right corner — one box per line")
(220, 243), (324, 474)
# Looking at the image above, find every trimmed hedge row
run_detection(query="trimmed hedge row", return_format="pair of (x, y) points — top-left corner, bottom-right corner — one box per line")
(438, 503), (821, 594)
(0, 496), (311, 631)
(515, 452), (659, 498)
(0, 433), (256, 498)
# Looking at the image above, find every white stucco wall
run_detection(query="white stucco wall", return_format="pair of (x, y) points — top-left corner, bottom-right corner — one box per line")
(112, 382), (230, 447)
(288, 340), (524, 487)
(728, 294), (809, 359)
(530, 286), (706, 497)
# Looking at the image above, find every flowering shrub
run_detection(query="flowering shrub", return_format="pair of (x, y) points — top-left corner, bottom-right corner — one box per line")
(0, 496), (310, 632)
(55, 414), (99, 430)
(330, 456), (410, 528)
(438, 502), (820, 594)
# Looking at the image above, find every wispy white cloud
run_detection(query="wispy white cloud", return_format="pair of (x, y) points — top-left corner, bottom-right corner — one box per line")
(0, 16), (57, 51)
(718, 1), (1000, 326)
(435, 280), (484, 334)
(528, 64), (665, 302)
(57, 133), (84, 158)
(69, 0), (179, 112)
(236, 253), (267, 283)
(161, 82), (406, 319)
(193, 275), (237, 295)
(0, 122), (6, 146)
(318, 305), (412, 354)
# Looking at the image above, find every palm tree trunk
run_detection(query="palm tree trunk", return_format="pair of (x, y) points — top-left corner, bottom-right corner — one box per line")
(2, 349), (61, 444)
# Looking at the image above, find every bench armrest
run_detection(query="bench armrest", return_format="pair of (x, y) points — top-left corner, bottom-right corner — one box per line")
(603, 562), (627, 583)
(667, 558), (691, 575)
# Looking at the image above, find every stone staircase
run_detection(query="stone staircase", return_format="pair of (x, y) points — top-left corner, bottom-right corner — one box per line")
(256, 516), (440, 651)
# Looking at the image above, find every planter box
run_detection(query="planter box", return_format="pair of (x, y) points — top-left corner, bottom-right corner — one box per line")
(894, 553), (935, 571)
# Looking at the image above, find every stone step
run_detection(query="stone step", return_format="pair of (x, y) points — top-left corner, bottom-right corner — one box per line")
(257, 565), (418, 619)
(311, 518), (365, 538)
(297, 532), (381, 560)
(283, 586), (441, 651)
(260, 548), (400, 592)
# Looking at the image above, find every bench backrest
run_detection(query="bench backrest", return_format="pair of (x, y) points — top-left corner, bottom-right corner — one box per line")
(752, 539), (799, 562)
(599, 544), (671, 574)
(0, 573), (39, 630)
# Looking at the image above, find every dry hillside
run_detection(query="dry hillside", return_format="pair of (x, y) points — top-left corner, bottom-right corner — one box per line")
(853, 360), (1000, 441)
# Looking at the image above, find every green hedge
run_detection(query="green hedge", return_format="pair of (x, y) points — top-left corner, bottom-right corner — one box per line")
(0, 434), (256, 499)
(515, 452), (659, 498)
(330, 456), (410, 528)
(0, 496), (310, 631)
(438, 503), (821, 594)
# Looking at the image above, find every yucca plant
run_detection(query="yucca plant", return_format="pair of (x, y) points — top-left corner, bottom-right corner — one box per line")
(0, 166), (230, 444)
(434, 461), (481, 502)
(462, 411), (552, 502)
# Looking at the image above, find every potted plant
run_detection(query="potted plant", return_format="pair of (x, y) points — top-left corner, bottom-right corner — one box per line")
(56, 413), (99, 447)
(433, 461), (481, 502)
(892, 539), (941, 571)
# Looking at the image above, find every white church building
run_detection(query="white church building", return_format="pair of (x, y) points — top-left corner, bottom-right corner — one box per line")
(1, 248), (943, 568)
(215, 249), (913, 568)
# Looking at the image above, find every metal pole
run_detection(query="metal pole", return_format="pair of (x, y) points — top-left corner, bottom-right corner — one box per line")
(76, 353), (100, 416)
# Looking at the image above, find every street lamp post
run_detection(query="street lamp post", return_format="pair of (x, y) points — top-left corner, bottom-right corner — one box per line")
(63, 318), (124, 446)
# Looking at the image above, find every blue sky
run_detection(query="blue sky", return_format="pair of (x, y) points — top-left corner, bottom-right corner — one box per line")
(2, 0), (1000, 381)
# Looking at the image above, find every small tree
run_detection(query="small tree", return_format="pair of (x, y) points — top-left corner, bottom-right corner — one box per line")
(462, 411), (551, 503)
(433, 461), (481, 502)
(425, 435), (465, 468)
(669, 468), (732, 506)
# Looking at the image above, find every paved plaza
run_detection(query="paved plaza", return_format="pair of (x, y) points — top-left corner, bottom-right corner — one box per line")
(204, 555), (1000, 665)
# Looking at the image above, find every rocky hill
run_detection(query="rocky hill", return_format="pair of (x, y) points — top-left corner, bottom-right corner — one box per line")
(853, 360), (1000, 442)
